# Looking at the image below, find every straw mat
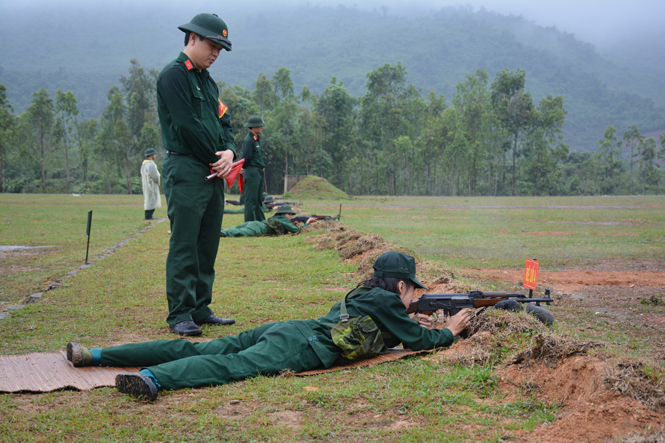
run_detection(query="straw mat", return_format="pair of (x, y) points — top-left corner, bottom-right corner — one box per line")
(0, 351), (139, 393)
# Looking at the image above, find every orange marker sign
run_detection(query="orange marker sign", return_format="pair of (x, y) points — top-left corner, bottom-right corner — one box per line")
(523, 259), (539, 290)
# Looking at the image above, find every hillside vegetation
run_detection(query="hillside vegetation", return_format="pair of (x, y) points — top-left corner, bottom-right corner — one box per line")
(0, 3), (663, 150)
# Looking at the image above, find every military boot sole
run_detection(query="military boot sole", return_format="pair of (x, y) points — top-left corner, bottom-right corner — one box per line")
(115, 373), (158, 401)
(66, 342), (84, 367)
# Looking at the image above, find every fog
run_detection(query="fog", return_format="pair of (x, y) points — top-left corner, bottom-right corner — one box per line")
(4, 0), (663, 50)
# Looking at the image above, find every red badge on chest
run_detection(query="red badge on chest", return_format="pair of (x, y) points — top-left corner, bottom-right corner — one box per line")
(184, 60), (194, 70)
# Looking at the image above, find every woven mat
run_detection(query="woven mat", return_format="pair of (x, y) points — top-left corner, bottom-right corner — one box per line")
(0, 351), (139, 393)
(0, 348), (433, 392)
(296, 348), (433, 376)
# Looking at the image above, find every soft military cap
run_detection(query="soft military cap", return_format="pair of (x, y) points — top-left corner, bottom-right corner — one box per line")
(275, 205), (296, 215)
(144, 148), (157, 157)
(244, 115), (265, 128)
(373, 251), (427, 289)
(179, 13), (232, 51)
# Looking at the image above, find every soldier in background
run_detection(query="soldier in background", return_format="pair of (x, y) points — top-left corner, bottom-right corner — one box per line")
(240, 116), (266, 222)
(140, 148), (161, 220)
(220, 205), (316, 237)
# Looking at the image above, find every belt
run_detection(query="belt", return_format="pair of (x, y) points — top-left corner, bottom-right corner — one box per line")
(166, 151), (195, 157)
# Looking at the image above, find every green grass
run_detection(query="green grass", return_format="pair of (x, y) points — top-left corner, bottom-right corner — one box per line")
(303, 195), (665, 269)
(0, 194), (663, 441)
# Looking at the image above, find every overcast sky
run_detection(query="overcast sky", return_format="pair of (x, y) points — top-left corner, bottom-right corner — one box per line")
(3, 0), (664, 49)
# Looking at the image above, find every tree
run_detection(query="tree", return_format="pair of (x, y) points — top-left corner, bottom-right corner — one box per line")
(453, 68), (492, 195)
(26, 88), (54, 193)
(315, 78), (356, 187)
(490, 68), (534, 196)
(54, 89), (80, 193)
(623, 125), (642, 179)
(119, 59), (159, 193)
(272, 67), (294, 101)
(598, 125), (622, 194)
(253, 73), (275, 115)
(78, 118), (98, 193)
(636, 137), (657, 194)
(99, 86), (130, 194)
(0, 85), (15, 193)
(520, 94), (568, 195)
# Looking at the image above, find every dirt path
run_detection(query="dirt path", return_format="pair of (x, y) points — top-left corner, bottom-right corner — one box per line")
(456, 268), (665, 293)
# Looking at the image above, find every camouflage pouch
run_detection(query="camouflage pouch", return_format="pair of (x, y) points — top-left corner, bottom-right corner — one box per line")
(266, 219), (288, 235)
(330, 287), (387, 361)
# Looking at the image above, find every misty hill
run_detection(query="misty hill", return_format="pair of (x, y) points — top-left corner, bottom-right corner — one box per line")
(0, 2), (663, 151)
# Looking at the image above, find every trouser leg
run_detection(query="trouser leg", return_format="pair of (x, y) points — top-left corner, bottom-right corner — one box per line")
(192, 178), (224, 323)
(222, 221), (269, 237)
(147, 322), (322, 390)
(243, 168), (265, 222)
(163, 156), (221, 326)
(145, 209), (155, 219)
(100, 323), (278, 368)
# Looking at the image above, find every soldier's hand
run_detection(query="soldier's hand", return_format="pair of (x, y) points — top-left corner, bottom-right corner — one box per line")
(412, 313), (433, 328)
(212, 150), (235, 178)
(306, 217), (317, 224)
(446, 309), (471, 336)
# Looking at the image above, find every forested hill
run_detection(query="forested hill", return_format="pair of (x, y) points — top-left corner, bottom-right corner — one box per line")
(1, 2), (663, 151)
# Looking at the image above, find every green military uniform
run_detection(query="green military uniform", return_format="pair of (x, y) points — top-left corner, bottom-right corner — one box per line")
(221, 205), (304, 237)
(157, 32), (236, 327)
(222, 216), (305, 237)
(241, 116), (266, 222)
(97, 286), (454, 390)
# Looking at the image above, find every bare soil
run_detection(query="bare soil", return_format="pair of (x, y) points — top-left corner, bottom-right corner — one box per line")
(498, 356), (663, 442)
(456, 267), (665, 293)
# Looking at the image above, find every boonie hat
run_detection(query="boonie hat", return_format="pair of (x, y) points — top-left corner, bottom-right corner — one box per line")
(373, 251), (427, 289)
(275, 205), (296, 215)
(179, 13), (232, 51)
(244, 115), (265, 128)
(144, 148), (157, 157)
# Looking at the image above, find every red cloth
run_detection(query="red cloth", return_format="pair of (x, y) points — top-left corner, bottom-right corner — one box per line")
(224, 159), (245, 195)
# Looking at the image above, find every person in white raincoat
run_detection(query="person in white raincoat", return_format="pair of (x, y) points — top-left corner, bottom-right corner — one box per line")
(141, 148), (161, 220)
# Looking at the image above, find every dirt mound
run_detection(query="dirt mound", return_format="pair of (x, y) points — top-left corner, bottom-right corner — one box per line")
(510, 333), (603, 367)
(493, 335), (665, 442)
(613, 431), (665, 443)
(498, 354), (663, 443)
(307, 223), (415, 281)
(605, 360), (665, 413)
(469, 308), (548, 336)
(425, 330), (494, 367)
(286, 176), (350, 200)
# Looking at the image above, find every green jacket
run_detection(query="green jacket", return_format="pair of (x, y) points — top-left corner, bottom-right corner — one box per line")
(292, 287), (455, 368)
(265, 215), (305, 235)
(157, 52), (236, 165)
(241, 131), (265, 169)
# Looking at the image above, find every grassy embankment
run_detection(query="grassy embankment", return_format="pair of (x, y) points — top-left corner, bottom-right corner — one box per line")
(0, 194), (663, 441)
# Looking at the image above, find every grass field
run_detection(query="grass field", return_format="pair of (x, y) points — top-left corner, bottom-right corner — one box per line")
(0, 194), (664, 442)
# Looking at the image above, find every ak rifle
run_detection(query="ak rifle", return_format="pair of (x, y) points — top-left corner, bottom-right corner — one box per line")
(406, 290), (553, 317)
(292, 204), (342, 224)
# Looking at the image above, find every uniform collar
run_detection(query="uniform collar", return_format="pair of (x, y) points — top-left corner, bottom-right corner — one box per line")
(178, 52), (209, 77)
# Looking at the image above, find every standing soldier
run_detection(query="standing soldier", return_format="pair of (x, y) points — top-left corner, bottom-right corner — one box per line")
(240, 116), (266, 222)
(157, 13), (237, 336)
(141, 148), (161, 220)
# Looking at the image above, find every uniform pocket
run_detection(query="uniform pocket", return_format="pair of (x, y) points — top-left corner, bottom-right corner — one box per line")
(192, 89), (204, 118)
